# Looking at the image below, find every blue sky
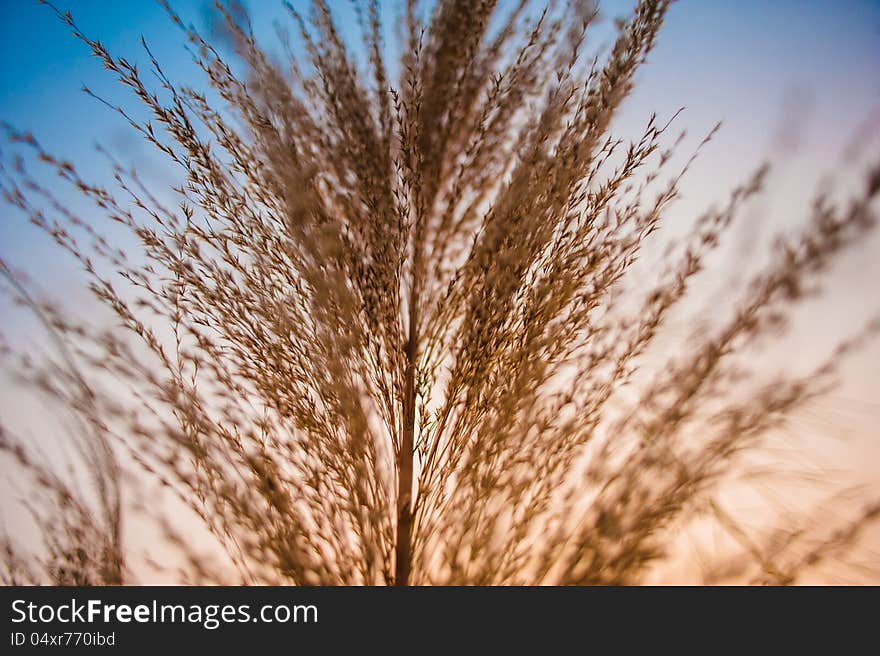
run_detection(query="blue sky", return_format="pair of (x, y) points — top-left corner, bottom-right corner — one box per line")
(1, 0), (877, 221)
(1, 0), (879, 369)
(1, 0), (878, 313)
(2, 0), (878, 163)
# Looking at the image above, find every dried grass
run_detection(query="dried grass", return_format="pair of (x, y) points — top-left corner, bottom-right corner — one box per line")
(1, 0), (878, 585)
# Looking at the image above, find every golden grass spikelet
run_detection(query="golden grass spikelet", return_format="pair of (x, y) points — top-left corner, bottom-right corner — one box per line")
(1, 0), (878, 585)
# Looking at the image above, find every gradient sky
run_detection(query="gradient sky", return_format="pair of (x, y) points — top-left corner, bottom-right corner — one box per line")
(2, 1), (879, 166)
(1, 1), (879, 581)
(2, 0), (878, 359)
(1, 0), (878, 279)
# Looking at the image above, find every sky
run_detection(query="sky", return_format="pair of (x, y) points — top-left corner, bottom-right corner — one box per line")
(1, 0), (878, 287)
(2, 0), (879, 168)
(0, 0), (878, 581)
(3, 1), (876, 384)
